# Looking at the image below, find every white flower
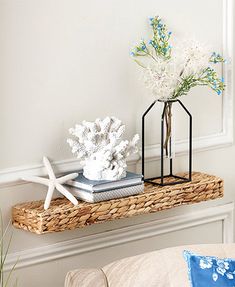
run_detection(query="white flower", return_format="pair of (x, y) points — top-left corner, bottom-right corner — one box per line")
(177, 40), (211, 77)
(141, 40), (211, 100)
(216, 260), (230, 276)
(226, 273), (234, 280)
(199, 258), (213, 269)
(217, 267), (227, 276)
(212, 272), (218, 282)
(217, 260), (230, 270)
(143, 58), (180, 100)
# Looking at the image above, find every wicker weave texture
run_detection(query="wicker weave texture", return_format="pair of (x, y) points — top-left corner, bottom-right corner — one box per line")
(12, 172), (223, 234)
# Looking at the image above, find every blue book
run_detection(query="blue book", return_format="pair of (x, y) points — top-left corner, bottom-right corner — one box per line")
(66, 171), (143, 192)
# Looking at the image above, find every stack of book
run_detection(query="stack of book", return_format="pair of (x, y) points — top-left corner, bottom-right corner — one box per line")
(66, 171), (144, 203)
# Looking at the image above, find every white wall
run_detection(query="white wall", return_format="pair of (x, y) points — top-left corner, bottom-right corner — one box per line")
(0, 0), (234, 286)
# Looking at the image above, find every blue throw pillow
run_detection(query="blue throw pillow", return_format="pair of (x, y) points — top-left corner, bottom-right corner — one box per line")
(184, 250), (235, 286)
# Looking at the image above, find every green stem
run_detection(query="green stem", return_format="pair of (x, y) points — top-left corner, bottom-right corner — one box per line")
(133, 59), (146, 69)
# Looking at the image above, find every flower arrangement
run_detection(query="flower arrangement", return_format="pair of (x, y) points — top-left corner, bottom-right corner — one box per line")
(131, 16), (225, 100)
(131, 16), (225, 157)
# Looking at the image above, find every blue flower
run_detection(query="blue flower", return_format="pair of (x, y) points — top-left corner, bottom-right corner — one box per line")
(141, 43), (146, 50)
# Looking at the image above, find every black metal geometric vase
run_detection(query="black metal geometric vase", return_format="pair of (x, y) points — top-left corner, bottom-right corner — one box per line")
(142, 99), (192, 186)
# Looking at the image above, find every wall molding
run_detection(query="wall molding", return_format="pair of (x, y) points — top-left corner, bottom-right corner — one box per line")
(0, 131), (232, 187)
(5, 202), (234, 272)
(0, 0), (233, 187)
(0, 154), (140, 188)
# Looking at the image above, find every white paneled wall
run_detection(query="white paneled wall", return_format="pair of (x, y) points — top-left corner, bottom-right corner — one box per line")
(0, 0), (234, 286)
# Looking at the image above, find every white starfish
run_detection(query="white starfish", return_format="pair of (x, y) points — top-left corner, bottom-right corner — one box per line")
(22, 157), (79, 210)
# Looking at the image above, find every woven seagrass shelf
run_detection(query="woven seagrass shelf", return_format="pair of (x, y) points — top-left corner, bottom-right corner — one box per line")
(12, 172), (223, 234)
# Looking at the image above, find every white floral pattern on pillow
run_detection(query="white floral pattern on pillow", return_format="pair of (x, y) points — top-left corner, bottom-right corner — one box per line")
(184, 251), (235, 286)
(199, 257), (235, 281)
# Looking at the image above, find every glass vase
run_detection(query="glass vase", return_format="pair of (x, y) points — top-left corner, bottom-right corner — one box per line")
(142, 99), (192, 186)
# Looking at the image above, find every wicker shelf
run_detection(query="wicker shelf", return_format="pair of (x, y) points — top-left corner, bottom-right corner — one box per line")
(12, 172), (223, 234)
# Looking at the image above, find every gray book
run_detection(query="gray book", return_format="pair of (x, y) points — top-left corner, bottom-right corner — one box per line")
(68, 183), (144, 203)
(66, 171), (143, 192)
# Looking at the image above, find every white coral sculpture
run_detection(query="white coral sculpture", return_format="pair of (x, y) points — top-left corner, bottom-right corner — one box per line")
(67, 117), (139, 181)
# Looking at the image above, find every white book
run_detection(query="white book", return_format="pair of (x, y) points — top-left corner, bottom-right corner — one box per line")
(68, 183), (144, 203)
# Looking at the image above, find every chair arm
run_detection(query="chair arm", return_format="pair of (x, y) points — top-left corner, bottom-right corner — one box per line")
(65, 268), (108, 287)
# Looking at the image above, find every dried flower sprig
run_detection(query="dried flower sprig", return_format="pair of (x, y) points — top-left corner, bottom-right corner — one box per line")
(209, 52), (225, 64)
(172, 66), (225, 98)
(149, 16), (172, 59)
(131, 16), (172, 62)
